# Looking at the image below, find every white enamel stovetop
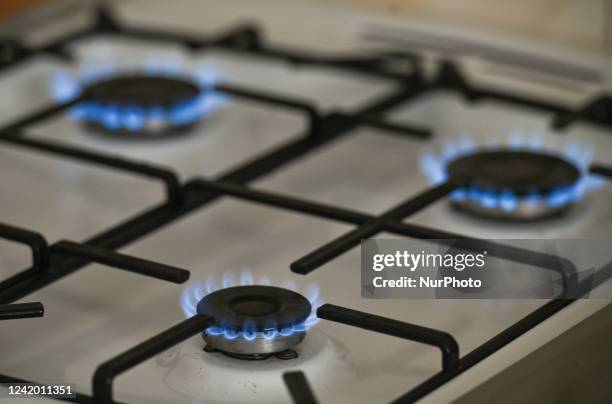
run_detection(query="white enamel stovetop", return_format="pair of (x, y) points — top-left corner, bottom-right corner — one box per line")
(0, 1), (611, 403)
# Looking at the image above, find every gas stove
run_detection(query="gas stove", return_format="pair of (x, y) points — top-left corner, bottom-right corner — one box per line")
(0, 2), (611, 404)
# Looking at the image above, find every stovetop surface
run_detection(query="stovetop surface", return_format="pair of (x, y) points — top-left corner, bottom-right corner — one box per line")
(0, 1), (611, 404)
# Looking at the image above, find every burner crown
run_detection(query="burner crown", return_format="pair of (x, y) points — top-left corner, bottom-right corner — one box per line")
(197, 285), (312, 332)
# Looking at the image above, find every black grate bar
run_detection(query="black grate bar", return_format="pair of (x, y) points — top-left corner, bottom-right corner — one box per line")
(556, 95), (612, 131)
(190, 179), (577, 282)
(291, 182), (459, 274)
(0, 205), (179, 304)
(373, 181), (460, 220)
(0, 223), (49, 272)
(0, 40), (72, 73)
(190, 178), (368, 224)
(552, 108), (583, 130)
(283, 371), (319, 404)
(249, 47), (420, 81)
(590, 163), (612, 179)
(115, 20), (260, 50)
(120, 26), (207, 49)
(322, 52), (420, 73)
(550, 96), (611, 130)
(50, 240), (189, 284)
(0, 302), (44, 320)
(0, 40), (33, 73)
(0, 98), (81, 133)
(474, 88), (570, 115)
(0, 226), (192, 303)
(318, 304), (460, 372)
(433, 61), (476, 100)
(208, 24), (260, 49)
(358, 82), (426, 115)
(92, 314), (214, 403)
(339, 113), (431, 139)
(215, 84), (320, 132)
(0, 135), (182, 205)
(92, 6), (121, 33)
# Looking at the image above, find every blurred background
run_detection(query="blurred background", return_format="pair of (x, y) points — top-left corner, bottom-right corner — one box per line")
(0, 0), (606, 51)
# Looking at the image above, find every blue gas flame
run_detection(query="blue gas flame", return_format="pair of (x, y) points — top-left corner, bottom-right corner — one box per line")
(180, 271), (322, 341)
(49, 59), (227, 131)
(420, 134), (604, 211)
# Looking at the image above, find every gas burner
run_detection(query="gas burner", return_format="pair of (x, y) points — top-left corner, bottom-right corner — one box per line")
(448, 150), (580, 220)
(198, 286), (311, 359)
(181, 274), (321, 360)
(50, 61), (226, 138)
(76, 74), (203, 137)
(420, 136), (604, 221)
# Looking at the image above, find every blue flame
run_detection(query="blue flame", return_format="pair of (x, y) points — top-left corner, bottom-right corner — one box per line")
(180, 272), (322, 341)
(420, 134), (604, 210)
(50, 60), (227, 131)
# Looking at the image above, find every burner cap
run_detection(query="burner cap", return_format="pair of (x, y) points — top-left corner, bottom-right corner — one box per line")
(197, 286), (311, 331)
(82, 75), (200, 109)
(448, 150), (580, 195)
(74, 74), (207, 138)
(446, 150), (582, 220)
(197, 286), (312, 358)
